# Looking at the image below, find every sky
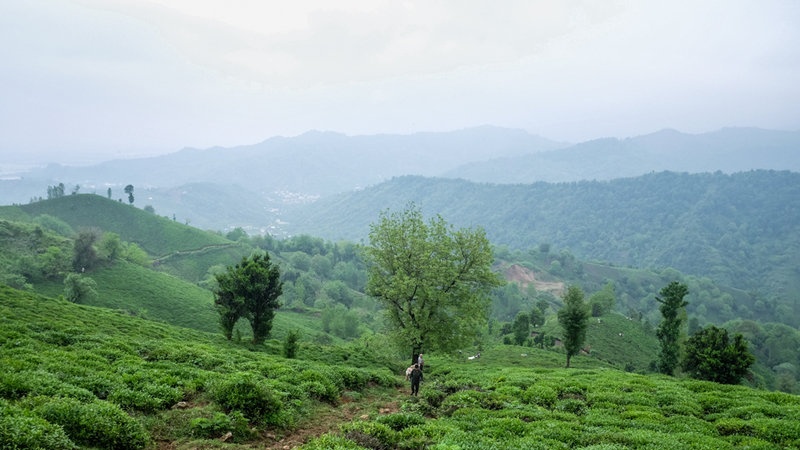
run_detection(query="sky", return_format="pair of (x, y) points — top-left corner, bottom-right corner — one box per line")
(1, 0), (799, 167)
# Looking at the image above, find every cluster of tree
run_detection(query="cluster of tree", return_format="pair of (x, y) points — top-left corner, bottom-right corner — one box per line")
(286, 171), (800, 327)
(212, 252), (283, 345)
(655, 281), (755, 384)
(554, 280), (755, 384)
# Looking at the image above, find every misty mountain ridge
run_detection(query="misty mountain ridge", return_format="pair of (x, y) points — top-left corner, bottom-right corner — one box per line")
(444, 127), (800, 183)
(1, 125), (798, 233)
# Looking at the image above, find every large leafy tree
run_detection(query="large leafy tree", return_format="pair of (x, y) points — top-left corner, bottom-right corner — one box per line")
(213, 252), (283, 344)
(656, 281), (689, 375)
(364, 204), (501, 364)
(682, 325), (755, 384)
(557, 285), (590, 368)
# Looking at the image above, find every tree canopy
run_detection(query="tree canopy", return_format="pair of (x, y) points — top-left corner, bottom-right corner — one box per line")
(364, 204), (501, 362)
(213, 252), (283, 344)
(682, 325), (755, 384)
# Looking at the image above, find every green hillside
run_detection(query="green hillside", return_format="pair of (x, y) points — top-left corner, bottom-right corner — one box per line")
(281, 170), (800, 323)
(3, 284), (800, 449)
(3, 194), (800, 392)
(15, 194), (232, 256)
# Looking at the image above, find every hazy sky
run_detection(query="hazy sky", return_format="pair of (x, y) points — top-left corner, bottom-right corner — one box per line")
(1, 1), (799, 166)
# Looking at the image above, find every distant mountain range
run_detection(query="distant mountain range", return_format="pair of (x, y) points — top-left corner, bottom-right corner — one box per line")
(1, 126), (798, 234)
(444, 127), (800, 183)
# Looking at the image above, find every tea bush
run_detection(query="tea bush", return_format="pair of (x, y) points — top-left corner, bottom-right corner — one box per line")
(28, 396), (148, 450)
(299, 433), (369, 450)
(340, 420), (396, 449)
(0, 400), (78, 450)
(376, 412), (426, 431)
(190, 411), (252, 441)
(208, 372), (282, 424)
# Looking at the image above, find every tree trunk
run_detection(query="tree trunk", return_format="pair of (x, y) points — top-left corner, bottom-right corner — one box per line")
(412, 345), (423, 365)
(566, 354), (571, 368)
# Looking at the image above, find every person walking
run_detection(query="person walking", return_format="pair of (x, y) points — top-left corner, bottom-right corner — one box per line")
(409, 363), (423, 396)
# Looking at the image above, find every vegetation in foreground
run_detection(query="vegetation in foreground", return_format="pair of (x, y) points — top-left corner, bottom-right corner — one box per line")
(3, 284), (800, 449)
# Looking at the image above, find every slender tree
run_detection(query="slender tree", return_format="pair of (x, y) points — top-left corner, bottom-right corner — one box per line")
(213, 252), (282, 344)
(557, 285), (590, 368)
(656, 281), (689, 375)
(682, 325), (755, 384)
(124, 184), (134, 205)
(364, 203), (501, 365)
(511, 312), (531, 346)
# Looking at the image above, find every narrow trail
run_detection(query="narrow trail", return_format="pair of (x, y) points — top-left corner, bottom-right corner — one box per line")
(263, 385), (409, 449)
(151, 243), (239, 264)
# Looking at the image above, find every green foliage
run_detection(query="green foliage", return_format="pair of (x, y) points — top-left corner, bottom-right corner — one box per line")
(213, 252), (283, 344)
(683, 325), (755, 384)
(588, 282), (615, 317)
(364, 203), (502, 358)
(29, 396), (148, 450)
(511, 312), (530, 346)
(557, 285), (590, 368)
(0, 400), (78, 450)
(656, 281), (689, 375)
(62, 272), (97, 303)
(190, 411), (252, 441)
(283, 328), (301, 358)
(71, 229), (99, 272)
(209, 372), (282, 424)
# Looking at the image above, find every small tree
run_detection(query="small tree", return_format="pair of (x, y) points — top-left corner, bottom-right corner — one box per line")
(64, 273), (98, 303)
(656, 281), (689, 375)
(588, 282), (616, 317)
(124, 184), (134, 205)
(283, 329), (301, 359)
(213, 252), (283, 344)
(557, 285), (590, 368)
(72, 229), (99, 272)
(511, 312), (531, 345)
(682, 325), (755, 384)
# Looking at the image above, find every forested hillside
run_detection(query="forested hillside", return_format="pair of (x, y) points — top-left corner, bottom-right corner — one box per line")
(3, 193), (800, 395)
(281, 170), (800, 313)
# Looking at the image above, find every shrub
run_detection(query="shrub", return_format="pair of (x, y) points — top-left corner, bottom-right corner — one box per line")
(299, 433), (368, 449)
(0, 401), (77, 450)
(209, 372), (282, 424)
(30, 396), (148, 450)
(296, 369), (340, 403)
(555, 398), (587, 416)
(420, 387), (447, 409)
(376, 412), (426, 431)
(522, 384), (557, 408)
(716, 417), (755, 437)
(190, 411), (252, 441)
(750, 417), (800, 446)
(340, 421), (396, 449)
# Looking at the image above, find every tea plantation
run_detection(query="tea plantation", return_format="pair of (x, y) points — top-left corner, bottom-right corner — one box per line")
(2, 284), (800, 449)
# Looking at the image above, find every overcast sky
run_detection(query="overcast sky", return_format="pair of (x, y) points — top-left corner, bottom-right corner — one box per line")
(1, 0), (799, 166)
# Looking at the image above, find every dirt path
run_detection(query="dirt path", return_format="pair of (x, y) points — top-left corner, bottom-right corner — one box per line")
(262, 385), (407, 449)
